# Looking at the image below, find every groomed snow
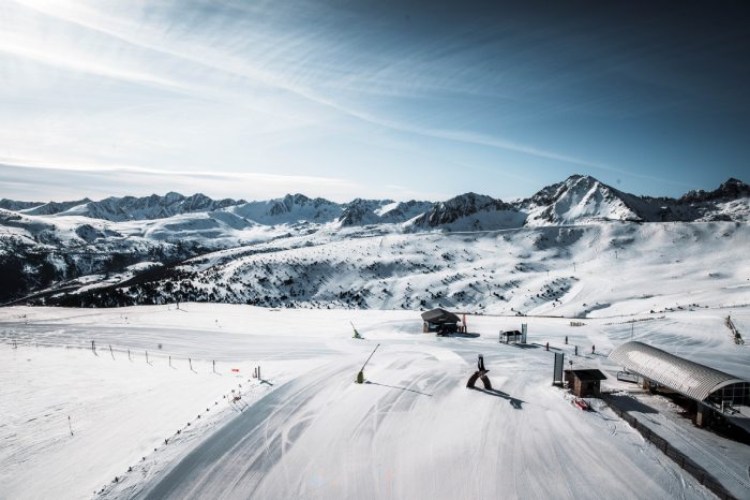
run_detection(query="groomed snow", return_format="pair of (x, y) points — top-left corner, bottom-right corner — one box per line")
(2, 303), (747, 499)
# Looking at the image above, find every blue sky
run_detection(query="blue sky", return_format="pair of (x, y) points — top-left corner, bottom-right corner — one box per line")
(1, 0), (748, 202)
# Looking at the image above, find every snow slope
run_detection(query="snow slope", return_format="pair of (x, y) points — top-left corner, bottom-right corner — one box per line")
(1, 303), (748, 499)
(59, 221), (748, 322)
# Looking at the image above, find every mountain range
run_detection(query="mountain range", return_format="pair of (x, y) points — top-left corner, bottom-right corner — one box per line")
(2, 175), (748, 227)
(1, 174), (747, 308)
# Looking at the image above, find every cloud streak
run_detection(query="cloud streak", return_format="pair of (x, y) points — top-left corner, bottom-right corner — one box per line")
(6, 0), (622, 170)
(0, 161), (350, 202)
(0, 160), (446, 203)
(1, 0), (746, 200)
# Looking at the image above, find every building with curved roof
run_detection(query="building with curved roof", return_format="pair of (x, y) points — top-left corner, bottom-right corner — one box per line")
(609, 341), (749, 409)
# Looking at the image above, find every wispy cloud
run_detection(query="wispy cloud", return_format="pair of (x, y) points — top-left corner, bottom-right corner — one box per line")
(1, 0), (745, 201)
(0, 34), (188, 94)
(0, 160), (443, 203)
(6, 0), (619, 171)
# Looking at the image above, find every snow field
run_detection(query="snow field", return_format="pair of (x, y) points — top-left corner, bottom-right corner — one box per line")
(1, 304), (747, 499)
(110, 221), (747, 319)
(0, 340), (294, 500)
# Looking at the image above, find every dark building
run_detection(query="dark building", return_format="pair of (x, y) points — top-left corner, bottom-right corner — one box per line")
(565, 369), (607, 397)
(421, 308), (460, 334)
(501, 330), (522, 343)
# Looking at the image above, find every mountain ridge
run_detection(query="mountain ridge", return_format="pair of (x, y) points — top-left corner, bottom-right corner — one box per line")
(1, 175), (747, 305)
(3, 175), (748, 225)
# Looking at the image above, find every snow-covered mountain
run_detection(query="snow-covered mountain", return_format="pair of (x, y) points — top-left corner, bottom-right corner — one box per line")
(680, 177), (750, 203)
(5, 174), (748, 227)
(48, 192), (242, 221)
(18, 198), (93, 216)
(339, 199), (437, 227)
(521, 175), (645, 226)
(411, 192), (525, 230)
(39, 221), (750, 319)
(229, 193), (343, 226)
(1, 175), (747, 305)
(0, 199), (42, 211)
(639, 178), (750, 222)
(338, 199), (394, 226)
(375, 200), (435, 224)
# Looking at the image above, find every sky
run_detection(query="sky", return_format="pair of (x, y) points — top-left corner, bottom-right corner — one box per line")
(1, 0), (748, 203)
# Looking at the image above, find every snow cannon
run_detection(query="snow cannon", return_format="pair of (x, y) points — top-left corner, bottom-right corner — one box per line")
(351, 321), (364, 339)
(466, 354), (492, 390)
(356, 344), (380, 384)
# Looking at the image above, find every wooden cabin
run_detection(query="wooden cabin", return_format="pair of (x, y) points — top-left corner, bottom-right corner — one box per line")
(564, 369), (606, 397)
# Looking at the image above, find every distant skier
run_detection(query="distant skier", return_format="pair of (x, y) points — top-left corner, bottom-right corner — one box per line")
(592, 345), (596, 354)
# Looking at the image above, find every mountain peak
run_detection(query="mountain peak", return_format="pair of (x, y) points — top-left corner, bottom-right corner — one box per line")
(716, 177), (749, 197)
(566, 173), (598, 183)
(413, 192), (514, 227)
(523, 175), (640, 226)
(680, 177), (750, 203)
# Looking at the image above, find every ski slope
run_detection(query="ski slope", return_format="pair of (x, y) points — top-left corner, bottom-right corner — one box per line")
(2, 304), (747, 499)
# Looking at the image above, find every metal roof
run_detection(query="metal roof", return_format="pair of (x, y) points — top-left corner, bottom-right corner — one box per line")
(609, 341), (746, 402)
(420, 308), (460, 324)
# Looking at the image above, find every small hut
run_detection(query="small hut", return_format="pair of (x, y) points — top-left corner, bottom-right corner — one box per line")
(564, 369), (606, 397)
(421, 308), (460, 335)
(501, 330), (522, 343)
